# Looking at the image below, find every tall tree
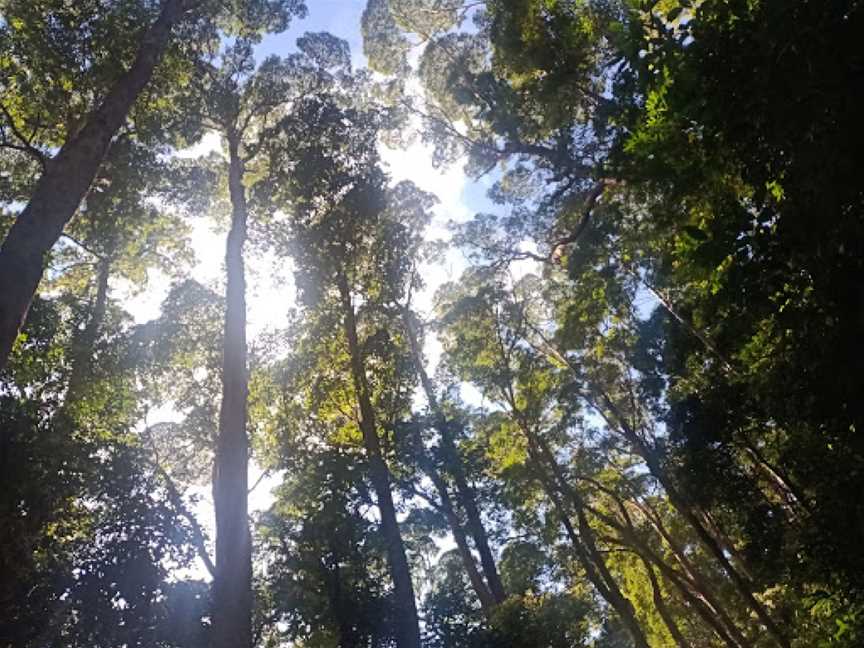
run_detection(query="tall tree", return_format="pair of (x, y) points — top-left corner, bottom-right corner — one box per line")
(401, 307), (507, 608)
(256, 93), (435, 648)
(0, 265), (205, 648)
(0, 0), (306, 370)
(187, 32), (334, 648)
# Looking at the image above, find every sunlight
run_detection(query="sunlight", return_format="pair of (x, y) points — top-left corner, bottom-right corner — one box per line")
(140, 126), (480, 584)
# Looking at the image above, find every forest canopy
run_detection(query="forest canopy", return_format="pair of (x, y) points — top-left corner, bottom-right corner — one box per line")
(1, 1), (863, 647)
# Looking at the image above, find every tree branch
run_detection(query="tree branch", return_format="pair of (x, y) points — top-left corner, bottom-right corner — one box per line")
(0, 104), (48, 172)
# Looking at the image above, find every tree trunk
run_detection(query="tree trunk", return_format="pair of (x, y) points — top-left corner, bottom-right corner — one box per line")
(634, 501), (751, 647)
(211, 136), (252, 648)
(740, 439), (809, 516)
(0, 0), (190, 370)
(420, 444), (496, 612)
(527, 452), (650, 648)
(66, 256), (111, 402)
(598, 392), (789, 648)
(322, 542), (359, 648)
(604, 494), (749, 648)
(631, 530), (749, 648)
(641, 556), (691, 648)
(511, 411), (650, 648)
(524, 334), (749, 648)
(401, 308), (507, 603)
(339, 277), (421, 648)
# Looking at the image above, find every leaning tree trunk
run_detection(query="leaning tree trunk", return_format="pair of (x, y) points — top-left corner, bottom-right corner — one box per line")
(0, 0), (191, 370)
(641, 556), (691, 648)
(509, 405), (650, 648)
(339, 277), (421, 648)
(401, 308), (507, 603)
(597, 392), (789, 648)
(539, 334), (785, 648)
(416, 434), (495, 612)
(528, 451), (651, 648)
(211, 135), (252, 648)
(599, 486), (750, 648)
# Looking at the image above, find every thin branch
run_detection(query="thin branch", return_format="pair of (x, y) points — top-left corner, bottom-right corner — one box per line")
(60, 233), (104, 260)
(248, 468), (271, 495)
(143, 424), (216, 578)
(547, 179), (611, 251)
(0, 104), (48, 171)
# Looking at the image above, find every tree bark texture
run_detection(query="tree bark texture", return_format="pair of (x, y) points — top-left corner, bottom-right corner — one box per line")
(211, 137), (252, 648)
(0, 0), (190, 370)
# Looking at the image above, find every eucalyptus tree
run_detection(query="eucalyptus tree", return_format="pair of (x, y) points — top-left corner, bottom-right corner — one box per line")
(0, 131), (211, 643)
(171, 30), (378, 648)
(182, 32), (356, 648)
(253, 89), (441, 647)
(360, 0), (623, 247)
(434, 269), (653, 648)
(0, 0), (307, 370)
(401, 308), (508, 612)
(434, 261), (817, 646)
(369, 184), (510, 616)
(50, 138), (200, 403)
(368, 5), (864, 641)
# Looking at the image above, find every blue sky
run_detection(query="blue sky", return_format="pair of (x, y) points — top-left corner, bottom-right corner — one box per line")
(256, 0), (368, 67)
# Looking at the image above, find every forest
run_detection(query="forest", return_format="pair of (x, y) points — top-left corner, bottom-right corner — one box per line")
(1, 0), (863, 646)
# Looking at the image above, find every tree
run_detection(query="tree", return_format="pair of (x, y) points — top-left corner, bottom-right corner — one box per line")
(255, 90), (435, 648)
(0, 0), (307, 370)
(257, 439), (398, 647)
(400, 307), (509, 611)
(3, 2), (864, 647)
(0, 279), (206, 648)
(184, 30), (344, 648)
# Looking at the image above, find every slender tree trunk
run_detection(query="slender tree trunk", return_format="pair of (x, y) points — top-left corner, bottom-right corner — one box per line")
(419, 444), (496, 612)
(444, 433), (507, 600)
(0, 0), (191, 370)
(634, 502), (751, 647)
(642, 544), (747, 648)
(401, 308), (507, 603)
(525, 330), (756, 645)
(212, 136), (252, 648)
(602, 493), (750, 648)
(740, 439), (809, 515)
(322, 543), (358, 648)
(526, 450), (650, 648)
(598, 392), (789, 648)
(630, 269), (736, 375)
(641, 556), (691, 648)
(66, 256), (111, 401)
(338, 277), (421, 648)
(509, 409), (650, 648)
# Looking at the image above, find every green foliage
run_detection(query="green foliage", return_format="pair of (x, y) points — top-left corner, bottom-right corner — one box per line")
(3, 1), (864, 647)
(0, 296), (205, 647)
(257, 448), (397, 647)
